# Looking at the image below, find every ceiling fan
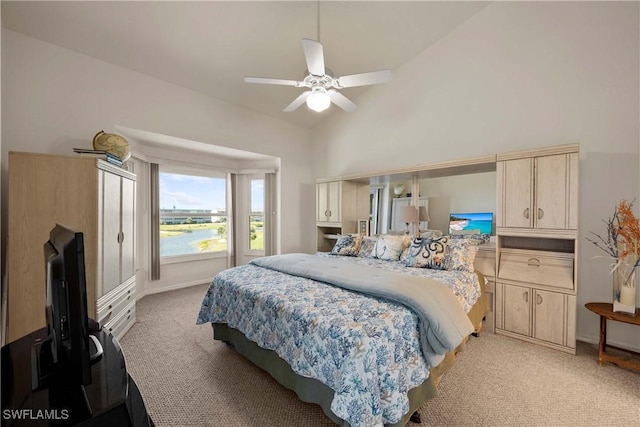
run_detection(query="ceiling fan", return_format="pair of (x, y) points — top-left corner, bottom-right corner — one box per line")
(244, 38), (392, 113)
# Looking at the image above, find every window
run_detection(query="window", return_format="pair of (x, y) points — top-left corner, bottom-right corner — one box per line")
(159, 171), (227, 258)
(249, 178), (264, 251)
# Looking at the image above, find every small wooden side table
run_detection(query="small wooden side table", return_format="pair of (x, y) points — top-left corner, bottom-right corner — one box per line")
(585, 302), (640, 372)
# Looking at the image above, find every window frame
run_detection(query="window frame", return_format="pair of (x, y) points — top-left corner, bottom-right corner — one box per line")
(158, 165), (229, 264)
(246, 176), (265, 255)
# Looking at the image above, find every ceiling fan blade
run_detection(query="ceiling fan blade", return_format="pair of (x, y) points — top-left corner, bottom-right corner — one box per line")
(283, 91), (311, 112)
(337, 70), (392, 88)
(302, 38), (325, 76)
(244, 77), (299, 86)
(328, 90), (358, 112)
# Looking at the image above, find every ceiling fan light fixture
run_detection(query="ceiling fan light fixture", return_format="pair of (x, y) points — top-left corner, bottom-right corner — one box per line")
(306, 87), (331, 112)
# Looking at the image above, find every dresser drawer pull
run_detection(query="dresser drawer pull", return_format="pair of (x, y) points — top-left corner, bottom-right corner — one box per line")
(537, 208), (544, 220)
(523, 291), (529, 303)
(536, 294), (543, 305)
(527, 258), (541, 268)
(523, 208), (530, 219)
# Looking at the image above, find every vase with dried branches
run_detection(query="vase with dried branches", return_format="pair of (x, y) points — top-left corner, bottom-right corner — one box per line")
(587, 200), (639, 315)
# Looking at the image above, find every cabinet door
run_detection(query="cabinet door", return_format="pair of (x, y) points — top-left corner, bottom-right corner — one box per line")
(316, 182), (329, 222)
(499, 158), (533, 228)
(121, 176), (136, 282)
(101, 171), (122, 297)
(502, 284), (531, 336)
(327, 181), (342, 222)
(532, 289), (565, 346)
(535, 154), (570, 229)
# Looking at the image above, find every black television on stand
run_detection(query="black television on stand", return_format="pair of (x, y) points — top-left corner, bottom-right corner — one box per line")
(31, 223), (103, 423)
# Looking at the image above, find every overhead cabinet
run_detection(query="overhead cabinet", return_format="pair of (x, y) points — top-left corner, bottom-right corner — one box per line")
(316, 180), (343, 224)
(497, 152), (578, 230)
(6, 152), (137, 343)
(316, 178), (369, 252)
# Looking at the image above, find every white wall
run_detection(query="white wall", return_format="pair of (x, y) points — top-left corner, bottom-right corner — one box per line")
(313, 2), (640, 350)
(1, 29), (316, 296)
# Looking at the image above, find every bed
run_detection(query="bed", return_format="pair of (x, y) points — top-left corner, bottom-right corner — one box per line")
(197, 235), (487, 427)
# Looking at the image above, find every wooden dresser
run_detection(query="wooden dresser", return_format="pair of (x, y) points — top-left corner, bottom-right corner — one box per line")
(6, 152), (136, 343)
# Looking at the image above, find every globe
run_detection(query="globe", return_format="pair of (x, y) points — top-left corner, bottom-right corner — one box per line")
(92, 131), (131, 161)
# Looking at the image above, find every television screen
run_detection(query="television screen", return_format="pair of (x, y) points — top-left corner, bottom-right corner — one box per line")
(43, 224), (92, 387)
(449, 212), (493, 234)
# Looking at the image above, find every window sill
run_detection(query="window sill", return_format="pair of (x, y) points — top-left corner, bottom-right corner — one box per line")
(160, 252), (227, 265)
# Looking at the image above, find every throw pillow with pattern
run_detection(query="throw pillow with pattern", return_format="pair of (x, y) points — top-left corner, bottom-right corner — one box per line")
(330, 234), (362, 256)
(443, 238), (479, 271)
(404, 236), (449, 269)
(358, 237), (378, 258)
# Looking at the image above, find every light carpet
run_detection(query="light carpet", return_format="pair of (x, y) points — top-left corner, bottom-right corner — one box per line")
(119, 284), (640, 427)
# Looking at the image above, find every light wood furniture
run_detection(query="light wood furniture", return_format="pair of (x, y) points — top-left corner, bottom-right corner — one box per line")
(495, 144), (579, 354)
(585, 302), (640, 372)
(497, 147), (578, 230)
(316, 178), (369, 252)
(390, 197), (429, 233)
(6, 152), (136, 343)
(474, 242), (496, 333)
(316, 145), (579, 354)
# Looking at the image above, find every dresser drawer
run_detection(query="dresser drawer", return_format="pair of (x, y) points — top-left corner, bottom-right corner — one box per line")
(103, 301), (136, 340)
(97, 280), (135, 325)
(498, 249), (574, 290)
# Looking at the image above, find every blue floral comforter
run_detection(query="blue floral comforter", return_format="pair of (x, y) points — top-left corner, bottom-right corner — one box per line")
(197, 254), (481, 427)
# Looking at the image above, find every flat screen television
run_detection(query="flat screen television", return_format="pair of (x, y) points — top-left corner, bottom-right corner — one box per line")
(449, 212), (494, 235)
(33, 223), (102, 418)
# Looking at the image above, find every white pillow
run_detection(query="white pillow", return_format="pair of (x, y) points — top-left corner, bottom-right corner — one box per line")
(372, 234), (408, 261)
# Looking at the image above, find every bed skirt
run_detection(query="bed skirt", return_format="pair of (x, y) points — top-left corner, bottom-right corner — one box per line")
(211, 271), (487, 426)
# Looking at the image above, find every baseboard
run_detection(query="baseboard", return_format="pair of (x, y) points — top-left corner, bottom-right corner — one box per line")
(577, 334), (640, 353)
(137, 280), (210, 299)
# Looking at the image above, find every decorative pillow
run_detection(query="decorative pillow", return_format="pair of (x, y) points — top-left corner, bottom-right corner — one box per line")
(372, 234), (408, 261)
(399, 247), (411, 264)
(330, 234), (362, 256)
(404, 236), (449, 269)
(358, 237), (378, 258)
(443, 238), (479, 271)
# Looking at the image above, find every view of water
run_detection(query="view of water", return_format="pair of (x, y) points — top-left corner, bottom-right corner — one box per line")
(160, 228), (220, 257)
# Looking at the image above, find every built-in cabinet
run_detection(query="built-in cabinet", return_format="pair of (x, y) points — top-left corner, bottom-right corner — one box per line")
(316, 180), (343, 224)
(6, 152), (137, 343)
(495, 144), (579, 354)
(497, 151), (578, 230)
(316, 178), (369, 252)
(314, 144), (578, 355)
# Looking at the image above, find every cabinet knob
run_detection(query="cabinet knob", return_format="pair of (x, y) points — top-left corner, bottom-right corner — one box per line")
(523, 208), (530, 219)
(527, 258), (541, 268)
(537, 208), (544, 220)
(536, 294), (543, 305)
(523, 291), (529, 303)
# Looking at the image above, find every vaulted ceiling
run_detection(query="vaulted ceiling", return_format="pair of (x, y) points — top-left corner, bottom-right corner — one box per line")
(2, 1), (489, 128)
